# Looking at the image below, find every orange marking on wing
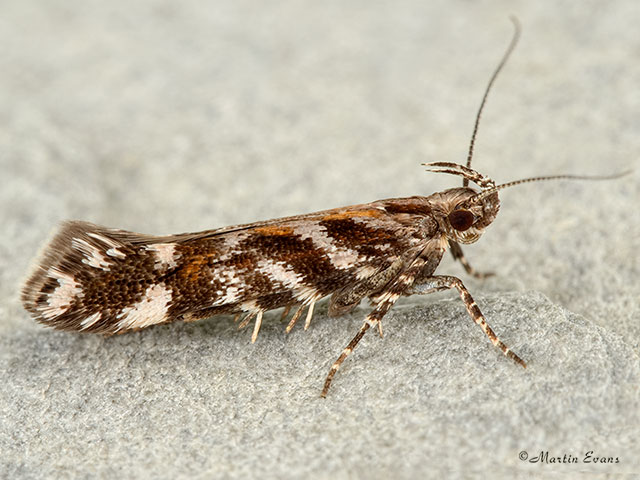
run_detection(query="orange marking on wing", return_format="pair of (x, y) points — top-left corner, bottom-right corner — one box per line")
(179, 254), (214, 281)
(321, 209), (383, 221)
(252, 225), (295, 236)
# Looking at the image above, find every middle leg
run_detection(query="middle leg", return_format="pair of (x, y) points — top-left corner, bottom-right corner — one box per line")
(321, 261), (426, 397)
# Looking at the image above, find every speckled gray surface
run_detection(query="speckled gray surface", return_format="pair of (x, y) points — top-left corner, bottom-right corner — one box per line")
(1, 1), (639, 478)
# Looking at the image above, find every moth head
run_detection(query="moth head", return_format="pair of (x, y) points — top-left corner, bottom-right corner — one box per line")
(449, 190), (500, 244)
(429, 180), (500, 245)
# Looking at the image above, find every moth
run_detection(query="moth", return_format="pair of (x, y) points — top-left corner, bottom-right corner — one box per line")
(21, 19), (626, 397)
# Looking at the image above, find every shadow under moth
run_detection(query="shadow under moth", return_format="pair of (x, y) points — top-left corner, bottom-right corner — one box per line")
(21, 19), (627, 396)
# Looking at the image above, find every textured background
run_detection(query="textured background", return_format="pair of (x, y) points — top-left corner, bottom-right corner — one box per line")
(1, 0), (639, 478)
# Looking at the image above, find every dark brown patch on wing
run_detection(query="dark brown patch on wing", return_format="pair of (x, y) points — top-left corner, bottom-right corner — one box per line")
(239, 232), (348, 292)
(381, 198), (433, 216)
(319, 217), (400, 258)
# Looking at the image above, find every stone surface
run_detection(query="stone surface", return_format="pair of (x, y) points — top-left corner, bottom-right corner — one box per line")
(1, 0), (639, 478)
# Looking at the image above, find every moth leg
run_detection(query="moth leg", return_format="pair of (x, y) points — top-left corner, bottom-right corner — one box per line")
(321, 297), (397, 398)
(322, 265), (424, 397)
(409, 275), (526, 368)
(448, 240), (494, 279)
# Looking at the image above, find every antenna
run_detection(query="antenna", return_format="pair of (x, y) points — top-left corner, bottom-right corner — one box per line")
(466, 170), (633, 204)
(463, 16), (521, 187)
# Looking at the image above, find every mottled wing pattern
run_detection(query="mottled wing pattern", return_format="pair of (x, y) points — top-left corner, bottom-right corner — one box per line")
(22, 198), (437, 335)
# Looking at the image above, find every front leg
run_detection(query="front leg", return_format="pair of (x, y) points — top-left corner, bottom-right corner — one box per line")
(449, 240), (494, 279)
(409, 275), (526, 368)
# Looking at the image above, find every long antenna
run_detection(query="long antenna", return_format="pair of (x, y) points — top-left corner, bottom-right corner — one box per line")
(463, 16), (521, 187)
(467, 170), (633, 204)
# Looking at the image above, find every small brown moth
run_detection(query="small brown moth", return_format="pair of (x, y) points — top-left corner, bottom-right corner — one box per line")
(21, 19), (627, 397)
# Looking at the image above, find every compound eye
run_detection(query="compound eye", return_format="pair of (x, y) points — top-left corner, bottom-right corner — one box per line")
(448, 209), (474, 231)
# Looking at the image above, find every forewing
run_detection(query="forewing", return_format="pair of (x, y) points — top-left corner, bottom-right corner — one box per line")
(22, 199), (433, 334)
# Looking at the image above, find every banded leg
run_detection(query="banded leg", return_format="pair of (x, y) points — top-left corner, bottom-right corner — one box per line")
(321, 295), (398, 398)
(449, 240), (494, 279)
(321, 261), (425, 397)
(409, 275), (526, 368)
